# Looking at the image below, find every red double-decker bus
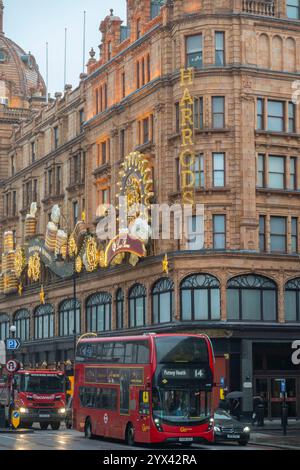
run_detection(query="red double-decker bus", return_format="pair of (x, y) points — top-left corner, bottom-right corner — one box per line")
(73, 333), (215, 445)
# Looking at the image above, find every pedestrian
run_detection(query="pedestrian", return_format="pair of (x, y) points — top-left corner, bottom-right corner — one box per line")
(252, 396), (263, 425)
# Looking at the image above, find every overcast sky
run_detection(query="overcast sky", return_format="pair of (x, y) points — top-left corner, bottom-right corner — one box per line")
(5, 0), (127, 96)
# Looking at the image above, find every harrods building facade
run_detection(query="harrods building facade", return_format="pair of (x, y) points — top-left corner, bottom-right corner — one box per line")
(0, 0), (300, 417)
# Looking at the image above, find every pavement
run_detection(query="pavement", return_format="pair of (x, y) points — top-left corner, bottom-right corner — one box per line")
(249, 419), (300, 450)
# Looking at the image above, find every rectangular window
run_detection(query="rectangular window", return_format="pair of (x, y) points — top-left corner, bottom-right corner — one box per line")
(12, 191), (17, 216)
(287, 0), (300, 19)
(290, 157), (297, 190)
(268, 100), (284, 132)
(257, 98), (264, 130)
(186, 215), (204, 250)
(259, 215), (266, 252)
(151, 0), (163, 18)
(257, 154), (265, 187)
(54, 126), (59, 149)
(143, 117), (150, 143)
(31, 142), (36, 163)
(79, 109), (84, 133)
(11, 156), (15, 176)
(121, 72), (125, 98)
(213, 152), (225, 187)
(194, 154), (204, 188)
(56, 166), (61, 194)
(101, 142), (107, 165)
(292, 217), (298, 253)
(268, 155), (285, 189)
(270, 216), (286, 252)
(136, 61), (140, 89)
(186, 34), (203, 69)
(48, 169), (53, 195)
(73, 201), (79, 226)
(33, 179), (38, 202)
(120, 129), (125, 160)
(289, 102), (296, 133)
(215, 32), (225, 66)
(175, 102), (180, 134)
(194, 97), (203, 130)
(213, 215), (226, 249)
(212, 96), (225, 128)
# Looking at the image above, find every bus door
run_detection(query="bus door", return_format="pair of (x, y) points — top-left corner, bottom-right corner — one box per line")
(135, 390), (151, 443)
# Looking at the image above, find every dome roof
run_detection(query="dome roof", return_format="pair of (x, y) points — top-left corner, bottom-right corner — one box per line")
(0, 2), (46, 107)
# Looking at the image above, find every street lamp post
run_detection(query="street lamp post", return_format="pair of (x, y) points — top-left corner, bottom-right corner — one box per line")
(8, 325), (17, 428)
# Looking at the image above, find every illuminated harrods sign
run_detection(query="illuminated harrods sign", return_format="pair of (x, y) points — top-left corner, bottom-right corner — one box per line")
(105, 233), (146, 267)
(179, 67), (195, 206)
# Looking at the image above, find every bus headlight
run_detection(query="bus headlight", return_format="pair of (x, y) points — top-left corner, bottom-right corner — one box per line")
(154, 418), (163, 432)
(243, 426), (250, 433)
(19, 407), (28, 414)
(208, 418), (214, 430)
(58, 408), (66, 414)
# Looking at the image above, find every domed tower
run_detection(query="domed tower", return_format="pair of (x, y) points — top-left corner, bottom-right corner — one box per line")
(0, 0), (46, 186)
(0, 0), (46, 109)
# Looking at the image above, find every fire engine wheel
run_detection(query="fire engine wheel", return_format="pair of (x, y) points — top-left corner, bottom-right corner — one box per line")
(50, 422), (61, 431)
(84, 418), (93, 439)
(125, 424), (135, 447)
(40, 422), (49, 430)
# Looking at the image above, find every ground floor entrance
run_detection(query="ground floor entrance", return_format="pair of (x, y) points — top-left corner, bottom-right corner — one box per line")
(254, 376), (299, 419)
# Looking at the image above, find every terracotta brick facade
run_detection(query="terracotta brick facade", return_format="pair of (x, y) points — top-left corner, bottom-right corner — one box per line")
(0, 0), (300, 416)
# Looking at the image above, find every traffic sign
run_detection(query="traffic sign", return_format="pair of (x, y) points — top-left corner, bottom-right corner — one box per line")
(280, 379), (286, 394)
(5, 359), (20, 374)
(5, 338), (21, 351)
(11, 411), (20, 429)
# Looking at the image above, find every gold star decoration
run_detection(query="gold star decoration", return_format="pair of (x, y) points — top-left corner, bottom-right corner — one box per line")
(18, 283), (23, 297)
(162, 254), (169, 274)
(40, 285), (45, 305)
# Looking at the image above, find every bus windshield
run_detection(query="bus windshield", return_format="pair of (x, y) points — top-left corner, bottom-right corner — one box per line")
(152, 389), (211, 424)
(20, 375), (65, 394)
(155, 336), (208, 364)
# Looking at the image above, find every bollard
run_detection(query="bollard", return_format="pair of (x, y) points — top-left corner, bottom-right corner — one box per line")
(282, 404), (288, 436)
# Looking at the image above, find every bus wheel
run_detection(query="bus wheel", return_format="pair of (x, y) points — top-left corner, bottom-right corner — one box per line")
(125, 424), (135, 447)
(84, 418), (93, 439)
(50, 422), (61, 431)
(40, 422), (49, 430)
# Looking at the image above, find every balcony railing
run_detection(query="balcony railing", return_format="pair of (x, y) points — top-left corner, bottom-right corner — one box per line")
(242, 0), (275, 16)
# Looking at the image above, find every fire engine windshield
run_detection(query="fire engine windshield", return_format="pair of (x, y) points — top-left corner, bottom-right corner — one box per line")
(20, 374), (65, 394)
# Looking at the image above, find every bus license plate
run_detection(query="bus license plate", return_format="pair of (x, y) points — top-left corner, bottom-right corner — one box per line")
(179, 437), (194, 442)
(39, 414), (50, 418)
(227, 434), (240, 439)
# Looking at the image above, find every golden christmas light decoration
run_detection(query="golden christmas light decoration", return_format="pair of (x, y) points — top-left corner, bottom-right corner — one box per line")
(75, 256), (83, 274)
(81, 211), (86, 223)
(40, 285), (45, 305)
(14, 246), (26, 278)
(98, 250), (106, 268)
(68, 235), (78, 257)
(28, 252), (41, 282)
(85, 237), (98, 272)
(162, 254), (169, 274)
(18, 282), (23, 297)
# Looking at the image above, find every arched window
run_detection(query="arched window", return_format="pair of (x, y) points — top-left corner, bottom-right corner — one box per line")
(152, 278), (174, 324)
(285, 278), (300, 322)
(227, 275), (277, 322)
(116, 289), (124, 330)
(86, 293), (112, 333)
(180, 274), (220, 321)
(0, 314), (9, 340)
(129, 284), (147, 327)
(59, 299), (81, 337)
(14, 309), (30, 341)
(34, 304), (54, 339)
